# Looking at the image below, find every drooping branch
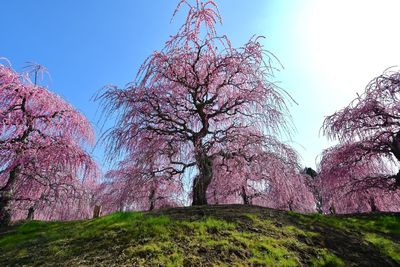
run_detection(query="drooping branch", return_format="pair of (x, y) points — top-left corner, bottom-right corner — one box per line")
(0, 62), (98, 224)
(97, 0), (298, 208)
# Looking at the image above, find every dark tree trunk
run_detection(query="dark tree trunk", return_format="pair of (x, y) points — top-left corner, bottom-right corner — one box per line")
(0, 192), (12, 227)
(388, 133), (400, 188)
(369, 197), (378, 212)
(288, 199), (294, 211)
(92, 205), (102, 219)
(329, 204), (336, 215)
(390, 133), (400, 187)
(213, 190), (218, 204)
(240, 186), (251, 205)
(0, 166), (20, 227)
(26, 207), (35, 220)
(149, 188), (156, 211)
(390, 132), (400, 161)
(394, 171), (400, 188)
(192, 146), (213, 206)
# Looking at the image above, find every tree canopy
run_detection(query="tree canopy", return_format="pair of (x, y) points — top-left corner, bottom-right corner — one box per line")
(97, 0), (306, 208)
(0, 63), (98, 226)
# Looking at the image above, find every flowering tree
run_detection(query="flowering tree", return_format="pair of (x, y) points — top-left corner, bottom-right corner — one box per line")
(207, 136), (316, 212)
(12, 177), (97, 221)
(97, 145), (184, 213)
(0, 62), (97, 226)
(98, 0), (295, 206)
(320, 69), (400, 213)
(316, 143), (400, 213)
(323, 70), (400, 189)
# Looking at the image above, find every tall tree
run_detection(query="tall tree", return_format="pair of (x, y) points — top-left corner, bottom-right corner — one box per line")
(0, 62), (97, 226)
(98, 0), (294, 205)
(320, 69), (400, 213)
(323, 69), (400, 192)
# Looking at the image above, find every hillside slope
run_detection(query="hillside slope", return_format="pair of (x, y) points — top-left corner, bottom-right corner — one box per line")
(0, 205), (399, 266)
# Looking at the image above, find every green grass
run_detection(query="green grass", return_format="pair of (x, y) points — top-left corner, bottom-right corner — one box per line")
(365, 233), (400, 262)
(289, 211), (400, 264)
(0, 206), (398, 266)
(290, 212), (400, 235)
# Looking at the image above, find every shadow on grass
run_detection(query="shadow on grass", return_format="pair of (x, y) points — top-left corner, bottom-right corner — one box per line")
(0, 205), (399, 266)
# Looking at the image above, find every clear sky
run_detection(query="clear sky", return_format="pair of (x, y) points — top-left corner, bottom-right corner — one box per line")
(1, 0), (400, 170)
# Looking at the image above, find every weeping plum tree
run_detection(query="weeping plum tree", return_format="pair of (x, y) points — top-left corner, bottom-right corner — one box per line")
(11, 172), (98, 221)
(208, 135), (316, 212)
(0, 62), (97, 226)
(98, 138), (184, 213)
(99, 166), (183, 212)
(98, 0), (295, 206)
(207, 135), (291, 205)
(317, 143), (400, 213)
(321, 69), (400, 212)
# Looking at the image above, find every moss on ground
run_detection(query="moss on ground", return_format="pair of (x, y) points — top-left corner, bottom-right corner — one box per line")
(0, 205), (398, 266)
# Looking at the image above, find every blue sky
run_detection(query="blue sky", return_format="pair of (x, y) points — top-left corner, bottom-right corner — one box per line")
(2, 0), (400, 170)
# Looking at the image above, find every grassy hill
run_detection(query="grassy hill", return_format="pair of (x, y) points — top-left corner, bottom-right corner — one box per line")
(0, 205), (399, 266)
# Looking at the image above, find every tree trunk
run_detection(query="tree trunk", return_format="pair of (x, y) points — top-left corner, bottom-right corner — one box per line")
(119, 201), (124, 212)
(92, 205), (101, 219)
(192, 146), (213, 206)
(213, 190), (218, 204)
(0, 166), (20, 227)
(0, 191), (12, 227)
(288, 199), (294, 211)
(27, 207), (35, 220)
(390, 132), (400, 161)
(389, 133), (400, 188)
(316, 194), (323, 214)
(240, 186), (251, 205)
(329, 204), (336, 215)
(390, 133), (400, 187)
(394, 171), (400, 188)
(369, 197), (378, 212)
(149, 188), (156, 211)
